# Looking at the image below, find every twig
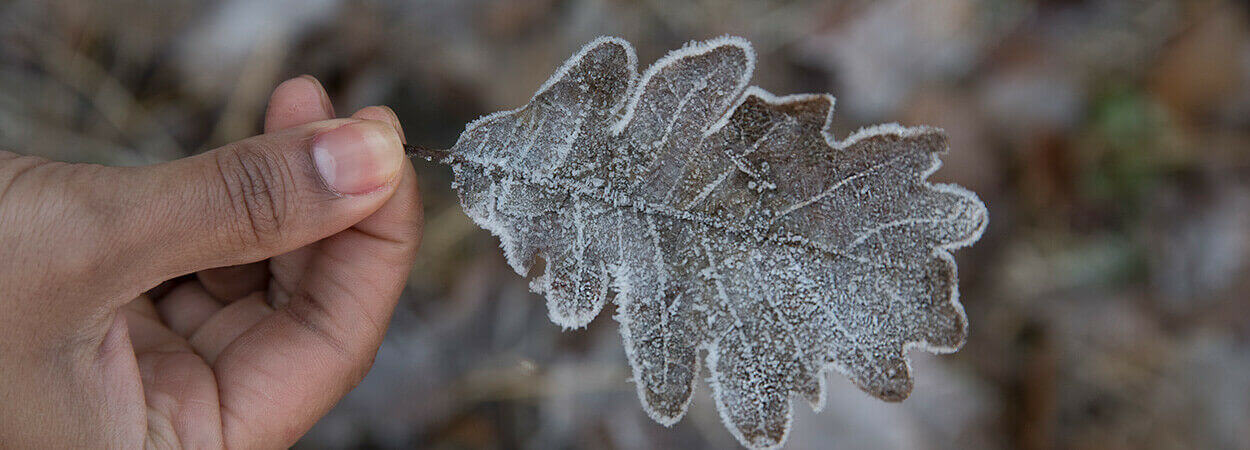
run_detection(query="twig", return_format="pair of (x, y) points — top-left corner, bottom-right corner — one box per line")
(404, 144), (454, 163)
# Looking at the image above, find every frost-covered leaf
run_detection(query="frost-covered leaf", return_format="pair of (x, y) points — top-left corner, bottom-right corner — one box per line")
(433, 36), (988, 449)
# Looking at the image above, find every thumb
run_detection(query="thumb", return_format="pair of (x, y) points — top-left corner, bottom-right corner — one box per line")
(105, 118), (405, 291)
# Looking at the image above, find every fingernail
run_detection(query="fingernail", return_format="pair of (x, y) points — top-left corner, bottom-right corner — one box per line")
(311, 121), (402, 195)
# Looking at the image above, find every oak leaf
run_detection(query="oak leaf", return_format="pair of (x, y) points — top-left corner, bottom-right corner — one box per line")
(426, 36), (988, 449)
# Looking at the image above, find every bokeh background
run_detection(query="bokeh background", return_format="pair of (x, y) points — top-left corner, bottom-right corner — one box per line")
(3, 0), (1249, 448)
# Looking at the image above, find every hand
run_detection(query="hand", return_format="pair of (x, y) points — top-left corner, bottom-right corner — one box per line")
(0, 76), (423, 448)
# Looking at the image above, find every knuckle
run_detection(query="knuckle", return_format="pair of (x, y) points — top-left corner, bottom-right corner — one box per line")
(280, 291), (350, 356)
(279, 289), (379, 386)
(212, 142), (296, 250)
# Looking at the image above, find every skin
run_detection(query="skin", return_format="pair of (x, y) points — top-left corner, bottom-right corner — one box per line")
(0, 75), (424, 448)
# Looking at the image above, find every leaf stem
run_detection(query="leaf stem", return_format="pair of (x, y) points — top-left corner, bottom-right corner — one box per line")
(404, 144), (453, 163)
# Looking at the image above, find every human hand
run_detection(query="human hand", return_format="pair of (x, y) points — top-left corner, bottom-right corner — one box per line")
(0, 76), (422, 448)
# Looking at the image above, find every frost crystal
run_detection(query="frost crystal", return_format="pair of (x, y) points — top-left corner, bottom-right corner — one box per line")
(442, 36), (988, 449)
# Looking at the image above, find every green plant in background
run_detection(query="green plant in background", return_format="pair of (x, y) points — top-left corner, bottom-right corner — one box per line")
(1082, 83), (1179, 217)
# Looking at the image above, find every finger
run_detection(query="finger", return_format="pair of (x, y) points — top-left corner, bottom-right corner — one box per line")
(121, 295), (160, 322)
(206, 106), (402, 307)
(75, 119), (406, 301)
(187, 292), (273, 364)
(123, 300), (191, 355)
(213, 150), (422, 448)
(198, 76), (337, 302)
(352, 105), (406, 143)
(202, 106), (405, 324)
(265, 75), (335, 133)
(265, 246), (315, 309)
(196, 262), (269, 302)
(156, 281), (224, 338)
(120, 308), (225, 449)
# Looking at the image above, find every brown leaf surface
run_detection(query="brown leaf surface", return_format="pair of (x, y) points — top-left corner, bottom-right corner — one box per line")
(439, 36), (987, 449)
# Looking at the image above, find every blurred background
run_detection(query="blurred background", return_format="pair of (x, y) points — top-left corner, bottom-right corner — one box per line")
(2, 0), (1249, 448)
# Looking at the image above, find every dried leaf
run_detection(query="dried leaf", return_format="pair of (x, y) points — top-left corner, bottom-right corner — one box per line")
(434, 36), (988, 449)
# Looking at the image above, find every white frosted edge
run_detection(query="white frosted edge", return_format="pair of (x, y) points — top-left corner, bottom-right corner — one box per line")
(610, 265), (698, 427)
(931, 183), (989, 251)
(704, 86), (837, 139)
(839, 122), (942, 149)
(455, 36), (639, 149)
(704, 340), (792, 450)
(545, 269), (610, 330)
(533, 35), (639, 102)
(610, 35), (757, 135)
